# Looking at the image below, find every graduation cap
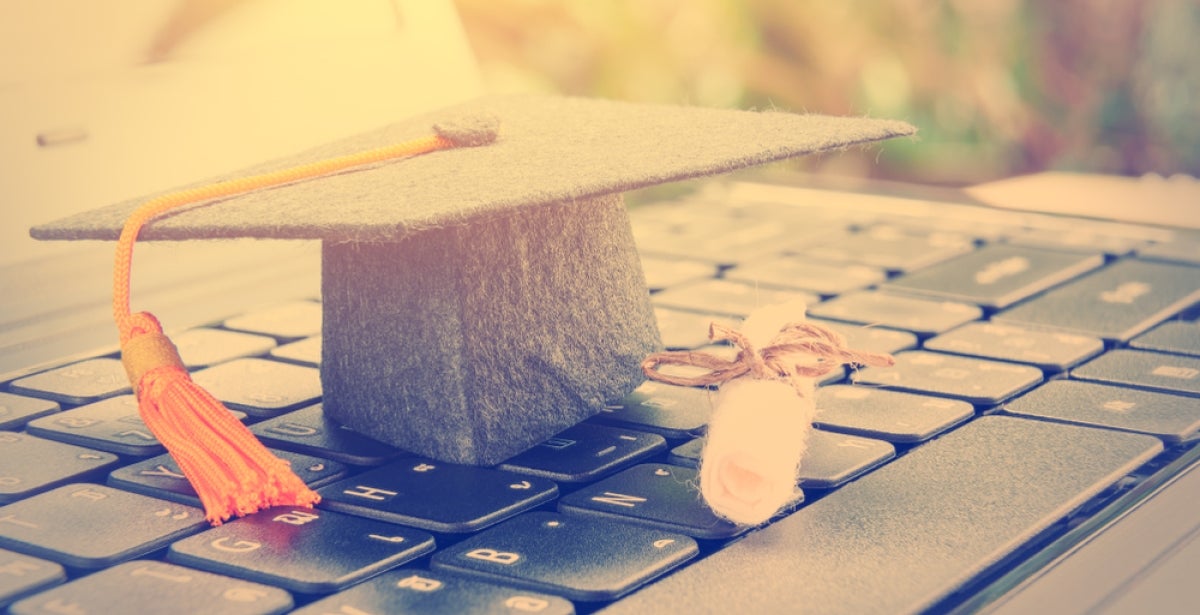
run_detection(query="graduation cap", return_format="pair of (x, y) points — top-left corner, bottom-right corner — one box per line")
(32, 95), (914, 523)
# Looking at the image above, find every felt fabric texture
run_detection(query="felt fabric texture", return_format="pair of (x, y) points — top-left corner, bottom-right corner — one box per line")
(322, 193), (657, 464)
(30, 95), (915, 242)
(29, 94), (915, 466)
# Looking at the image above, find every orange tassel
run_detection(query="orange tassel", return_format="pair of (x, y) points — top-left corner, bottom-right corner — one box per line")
(113, 120), (498, 524)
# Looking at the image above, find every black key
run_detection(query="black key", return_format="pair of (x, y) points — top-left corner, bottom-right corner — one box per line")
(814, 385), (975, 443)
(292, 567), (574, 615)
(559, 463), (750, 539)
(168, 506), (435, 595)
(192, 358), (322, 417)
(268, 336), (321, 366)
(809, 318), (919, 357)
(636, 216), (813, 265)
(1130, 320), (1200, 357)
(26, 396), (161, 457)
(652, 279), (817, 319)
(0, 484), (205, 570)
(924, 322), (1104, 372)
(108, 449), (346, 507)
(250, 404), (403, 466)
(790, 430), (895, 489)
(852, 351), (1043, 406)
(0, 393), (59, 431)
(1139, 236), (1200, 266)
(1072, 349), (1200, 398)
(793, 225), (974, 273)
(668, 430), (895, 490)
(318, 459), (557, 533)
(640, 255), (716, 292)
(598, 417), (1163, 614)
(883, 244), (1104, 310)
(594, 381), (713, 440)
(1004, 380), (1200, 443)
(8, 560), (292, 615)
(0, 432), (119, 504)
(991, 259), (1200, 343)
(431, 511), (697, 602)
(724, 257), (885, 296)
(498, 423), (666, 484)
(0, 548), (64, 609)
(172, 327), (276, 369)
(654, 308), (735, 350)
(223, 300), (322, 339)
(8, 358), (130, 405)
(1008, 227), (1147, 256)
(808, 291), (982, 337)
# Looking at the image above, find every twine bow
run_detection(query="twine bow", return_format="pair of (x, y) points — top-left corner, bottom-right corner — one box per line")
(641, 321), (895, 393)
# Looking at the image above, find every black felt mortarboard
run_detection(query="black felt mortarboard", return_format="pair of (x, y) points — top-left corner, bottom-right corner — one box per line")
(33, 95), (915, 466)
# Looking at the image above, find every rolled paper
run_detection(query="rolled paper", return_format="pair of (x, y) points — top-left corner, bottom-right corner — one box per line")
(640, 299), (895, 526)
(700, 301), (814, 525)
(702, 376), (814, 525)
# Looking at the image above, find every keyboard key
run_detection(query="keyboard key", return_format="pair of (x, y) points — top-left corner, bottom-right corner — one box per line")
(0, 393), (59, 431)
(8, 358), (130, 405)
(431, 511), (698, 602)
(293, 568), (573, 615)
(808, 291), (982, 337)
(991, 259), (1200, 343)
(652, 279), (817, 319)
(654, 308), (736, 350)
(318, 459), (558, 533)
(1004, 380), (1200, 443)
(558, 463), (751, 539)
(250, 404), (403, 466)
(599, 417), (1163, 614)
(852, 351), (1043, 406)
(924, 322), (1104, 372)
(637, 215), (815, 265)
(0, 433), (119, 504)
(1008, 227), (1147, 256)
(172, 327), (276, 369)
(883, 244), (1104, 310)
(0, 484), (205, 570)
(0, 548), (64, 609)
(223, 300), (322, 339)
(814, 385), (975, 443)
(268, 336), (321, 366)
(1139, 236), (1200, 266)
(168, 506), (435, 595)
(809, 318), (919, 357)
(594, 381), (713, 440)
(1130, 320), (1200, 357)
(8, 560), (292, 615)
(192, 358), (322, 417)
(108, 449), (347, 507)
(640, 255), (716, 291)
(668, 430), (896, 490)
(724, 257), (885, 296)
(26, 396), (161, 457)
(498, 422), (666, 484)
(1072, 349), (1200, 398)
(792, 225), (974, 273)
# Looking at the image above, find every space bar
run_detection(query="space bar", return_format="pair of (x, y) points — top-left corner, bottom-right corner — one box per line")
(599, 416), (1162, 615)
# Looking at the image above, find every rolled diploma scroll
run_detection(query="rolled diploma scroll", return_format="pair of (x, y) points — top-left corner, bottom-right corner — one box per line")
(699, 302), (816, 526)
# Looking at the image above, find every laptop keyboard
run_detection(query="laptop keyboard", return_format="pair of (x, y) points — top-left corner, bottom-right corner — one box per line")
(2, 180), (1199, 614)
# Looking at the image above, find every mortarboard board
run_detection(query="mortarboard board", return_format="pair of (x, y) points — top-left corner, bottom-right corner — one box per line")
(31, 95), (913, 521)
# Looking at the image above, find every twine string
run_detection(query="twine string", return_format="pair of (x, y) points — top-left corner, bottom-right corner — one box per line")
(641, 320), (895, 394)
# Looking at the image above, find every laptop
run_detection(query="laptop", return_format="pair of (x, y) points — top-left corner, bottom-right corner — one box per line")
(2, 1), (1197, 613)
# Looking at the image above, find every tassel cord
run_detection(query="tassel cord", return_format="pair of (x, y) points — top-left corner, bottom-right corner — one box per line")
(111, 131), (470, 524)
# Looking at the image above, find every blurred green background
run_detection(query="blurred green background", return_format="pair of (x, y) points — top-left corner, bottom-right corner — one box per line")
(455, 0), (1199, 186)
